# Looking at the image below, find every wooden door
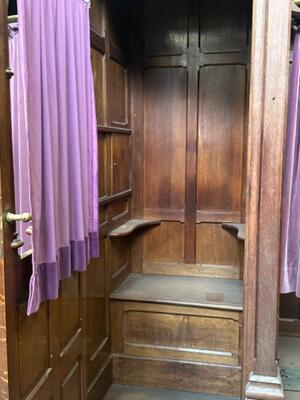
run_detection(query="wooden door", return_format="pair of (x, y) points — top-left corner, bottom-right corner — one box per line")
(0, 1), (111, 399)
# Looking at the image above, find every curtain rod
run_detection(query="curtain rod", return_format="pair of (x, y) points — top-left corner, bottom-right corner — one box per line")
(7, 15), (18, 23)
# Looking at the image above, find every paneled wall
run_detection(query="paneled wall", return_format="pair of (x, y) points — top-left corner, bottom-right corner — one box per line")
(131, 0), (250, 277)
(3, 1), (132, 399)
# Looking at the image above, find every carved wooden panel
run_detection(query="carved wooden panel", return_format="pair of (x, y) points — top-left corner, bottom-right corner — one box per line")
(197, 65), (246, 220)
(200, 0), (248, 53)
(98, 133), (110, 199)
(143, 68), (187, 214)
(143, 0), (188, 56)
(109, 60), (128, 126)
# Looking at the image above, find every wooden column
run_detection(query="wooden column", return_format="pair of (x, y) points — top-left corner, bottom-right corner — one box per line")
(244, 0), (291, 399)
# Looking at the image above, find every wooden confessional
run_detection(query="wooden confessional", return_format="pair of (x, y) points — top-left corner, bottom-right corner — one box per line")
(0, 1), (291, 399)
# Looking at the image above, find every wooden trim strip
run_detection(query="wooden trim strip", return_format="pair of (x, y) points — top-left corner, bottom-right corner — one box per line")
(98, 125), (132, 134)
(90, 29), (105, 53)
(99, 189), (132, 206)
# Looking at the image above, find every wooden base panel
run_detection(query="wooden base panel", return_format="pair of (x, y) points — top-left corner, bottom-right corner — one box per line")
(113, 355), (242, 397)
(245, 370), (284, 400)
(104, 384), (239, 400)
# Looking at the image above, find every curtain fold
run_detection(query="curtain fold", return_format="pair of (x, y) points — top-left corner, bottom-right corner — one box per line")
(17, 0), (99, 315)
(281, 29), (300, 297)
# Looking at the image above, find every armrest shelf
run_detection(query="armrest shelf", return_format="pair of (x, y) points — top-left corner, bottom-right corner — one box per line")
(222, 223), (245, 242)
(109, 219), (161, 238)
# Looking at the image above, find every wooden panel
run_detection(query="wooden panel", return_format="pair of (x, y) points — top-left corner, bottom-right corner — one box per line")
(143, 0), (188, 56)
(91, 48), (105, 125)
(123, 308), (241, 365)
(113, 356), (241, 397)
(98, 133), (110, 199)
(143, 223), (184, 263)
(90, 0), (105, 36)
(18, 303), (51, 396)
(197, 65), (246, 216)
(109, 60), (128, 125)
(61, 360), (81, 400)
(85, 241), (109, 387)
(59, 274), (81, 352)
(109, 238), (130, 286)
(200, 0), (248, 53)
(143, 68), (187, 212)
(111, 134), (131, 194)
(196, 224), (240, 266)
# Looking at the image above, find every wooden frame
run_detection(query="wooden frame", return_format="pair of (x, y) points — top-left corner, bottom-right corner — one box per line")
(243, 0), (291, 399)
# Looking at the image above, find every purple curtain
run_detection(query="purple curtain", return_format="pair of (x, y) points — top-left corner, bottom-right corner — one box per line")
(8, 22), (32, 258)
(281, 29), (300, 296)
(17, 0), (99, 315)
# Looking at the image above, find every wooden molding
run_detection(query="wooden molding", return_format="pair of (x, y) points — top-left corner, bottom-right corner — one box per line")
(245, 370), (284, 400)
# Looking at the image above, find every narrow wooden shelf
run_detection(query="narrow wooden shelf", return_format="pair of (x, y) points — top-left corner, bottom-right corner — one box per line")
(110, 273), (243, 311)
(108, 219), (160, 238)
(104, 384), (238, 400)
(222, 223), (245, 242)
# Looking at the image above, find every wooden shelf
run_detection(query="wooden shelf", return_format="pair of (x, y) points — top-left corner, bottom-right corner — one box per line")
(108, 219), (161, 238)
(222, 223), (245, 242)
(110, 273), (243, 311)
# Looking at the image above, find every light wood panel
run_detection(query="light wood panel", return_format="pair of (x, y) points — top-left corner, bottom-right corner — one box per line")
(143, 68), (187, 214)
(197, 65), (246, 219)
(111, 134), (131, 194)
(109, 60), (128, 126)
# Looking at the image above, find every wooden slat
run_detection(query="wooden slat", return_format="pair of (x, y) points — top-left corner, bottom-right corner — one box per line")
(109, 219), (161, 238)
(110, 273), (243, 311)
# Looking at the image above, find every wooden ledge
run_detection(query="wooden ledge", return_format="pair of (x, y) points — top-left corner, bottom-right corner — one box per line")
(222, 223), (245, 242)
(110, 273), (243, 311)
(108, 219), (161, 238)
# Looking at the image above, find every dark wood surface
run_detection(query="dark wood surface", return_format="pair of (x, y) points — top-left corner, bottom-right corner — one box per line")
(222, 223), (245, 242)
(110, 273), (243, 311)
(104, 385), (239, 400)
(108, 219), (160, 237)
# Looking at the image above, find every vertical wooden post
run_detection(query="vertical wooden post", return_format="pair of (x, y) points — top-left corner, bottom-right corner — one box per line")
(244, 0), (291, 399)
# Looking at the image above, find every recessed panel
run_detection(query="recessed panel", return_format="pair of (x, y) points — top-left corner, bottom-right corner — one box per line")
(143, 222), (185, 263)
(112, 134), (131, 194)
(91, 48), (105, 125)
(109, 60), (127, 125)
(90, 0), (105, 36)
(61, 361), (81, 400)
(197, 65), (246, 216)
(143, 68), (187, 212)
(143, 0), (188, 56)
(59, 273), (81, 351)
(196, 224), (240, 266)
(19, 302), (51, 395)
(200, 0), (248, 53)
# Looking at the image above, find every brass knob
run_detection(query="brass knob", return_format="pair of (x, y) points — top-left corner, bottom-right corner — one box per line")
(11, 233), (24, 250)
(6, 212), (32, 223)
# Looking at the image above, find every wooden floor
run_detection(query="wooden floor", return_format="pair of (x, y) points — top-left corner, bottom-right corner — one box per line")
(104, 385), (239, 400)
(110, 273), (243, 311)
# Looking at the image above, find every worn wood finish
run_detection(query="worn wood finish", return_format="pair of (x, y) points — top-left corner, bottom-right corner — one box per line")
(105, 385), (239, 400)
(111, 301), (242, 366)
(244, 0), (291, 398)
(109, 219), (160, 238)
(110, 273), (243, 311)
(113, 356), (241, 397)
